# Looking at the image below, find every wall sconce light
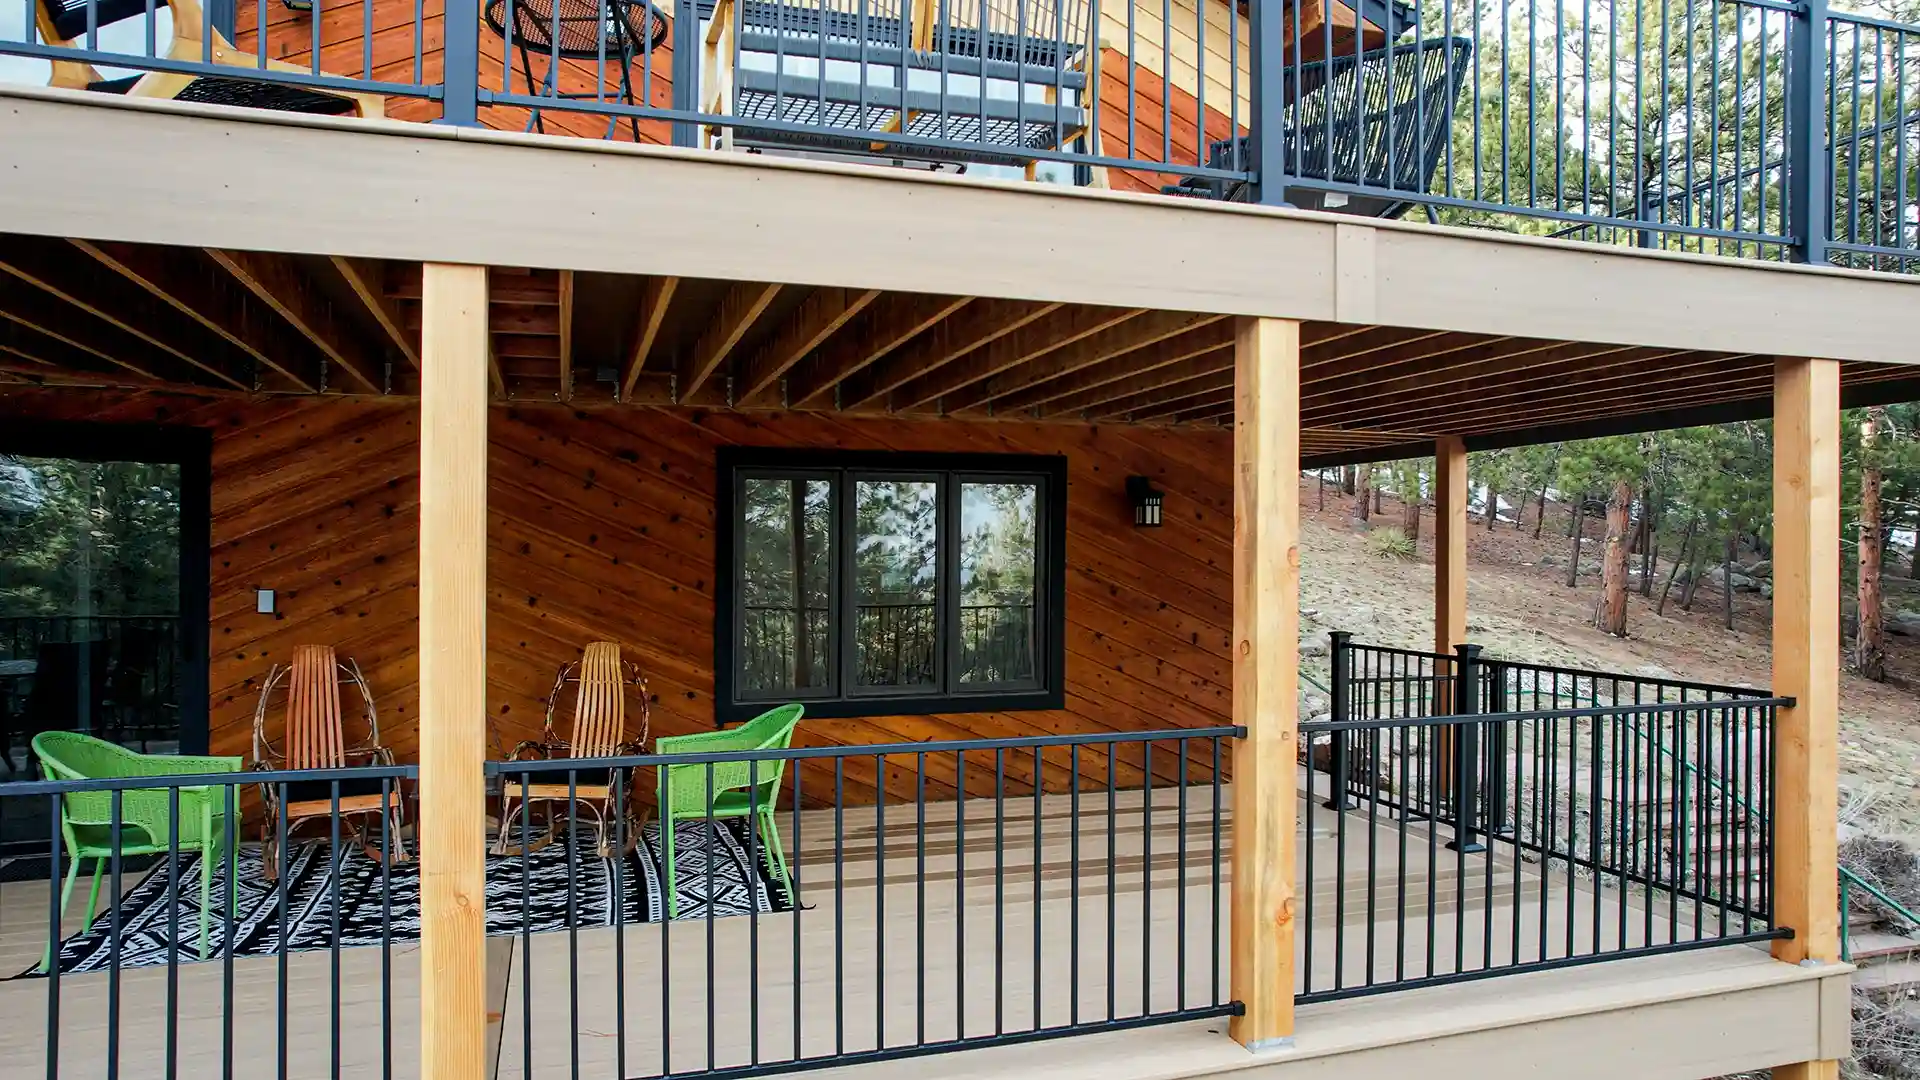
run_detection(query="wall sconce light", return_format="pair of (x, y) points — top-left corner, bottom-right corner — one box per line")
(1127, 476), (1165, 527)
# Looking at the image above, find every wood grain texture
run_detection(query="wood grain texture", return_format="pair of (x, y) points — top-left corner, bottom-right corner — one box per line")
(418, 262), (490, 1080)
(1433, 435), (1466, 656)
(1769, 357), (1841, 982)
(0, 388), (1236, 808)
(1228, 316), (1298, 1048)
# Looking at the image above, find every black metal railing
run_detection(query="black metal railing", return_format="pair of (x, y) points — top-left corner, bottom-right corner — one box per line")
(742, 602), (1036, 690)
(485, 725), (1238, 1077)
(6, 0), (1917, 266)
(1303, 635), (1785, 1002)
(9, 761), (414, 1079)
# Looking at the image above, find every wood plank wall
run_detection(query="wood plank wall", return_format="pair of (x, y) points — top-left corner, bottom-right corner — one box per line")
(0, 390), (1235, 805)
(1098, 47), (1245, 195)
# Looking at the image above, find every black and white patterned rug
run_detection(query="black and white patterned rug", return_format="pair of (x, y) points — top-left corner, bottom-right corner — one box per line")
(20, 817), (793, 977)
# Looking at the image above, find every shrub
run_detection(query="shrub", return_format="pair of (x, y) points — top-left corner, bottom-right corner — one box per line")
(1366, 526), (1416, 561)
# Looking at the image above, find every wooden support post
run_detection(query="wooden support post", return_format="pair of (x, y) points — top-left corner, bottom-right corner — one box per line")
(419, 262), (490, 1080)
(1433, 436), (1468, 792)
(1770, 357), (1842, 1080)
(1229, 316), (1300, 1051)
(1434, 435), (1468, 656)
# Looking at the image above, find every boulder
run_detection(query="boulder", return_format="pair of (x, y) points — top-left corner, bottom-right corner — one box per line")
(1747, 560), (1771, 579)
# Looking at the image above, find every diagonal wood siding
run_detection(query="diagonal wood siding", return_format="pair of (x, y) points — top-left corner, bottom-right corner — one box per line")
(0, 390), (1234, 803)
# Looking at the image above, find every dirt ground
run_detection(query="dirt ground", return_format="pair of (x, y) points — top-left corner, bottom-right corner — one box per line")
(1296, 475), (1920, 834)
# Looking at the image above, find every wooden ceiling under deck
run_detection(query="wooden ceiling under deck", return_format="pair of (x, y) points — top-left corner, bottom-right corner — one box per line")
(4, 233), (1918, 461)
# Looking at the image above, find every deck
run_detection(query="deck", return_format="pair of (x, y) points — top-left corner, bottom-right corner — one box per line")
(0, 775), (1730, 1079)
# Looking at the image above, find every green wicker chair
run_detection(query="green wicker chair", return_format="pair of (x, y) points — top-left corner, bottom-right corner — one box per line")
(32, 730), (244, 967)
(654, 703), (803, 919)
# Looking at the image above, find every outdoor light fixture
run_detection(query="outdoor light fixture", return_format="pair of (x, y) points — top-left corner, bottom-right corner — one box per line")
(1126, 476), (1165, 527)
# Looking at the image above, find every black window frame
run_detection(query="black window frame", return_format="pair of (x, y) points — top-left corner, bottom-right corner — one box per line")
(715, 448), (1067, 724)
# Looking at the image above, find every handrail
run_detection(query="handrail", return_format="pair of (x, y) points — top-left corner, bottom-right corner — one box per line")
(1841, 866), (1920, 962)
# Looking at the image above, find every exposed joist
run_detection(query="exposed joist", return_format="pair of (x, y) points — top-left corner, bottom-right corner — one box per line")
(72, 240), (296, 390)
(557, 269), (575, 402)
(622, 275), (679, 400)
(330, 255), (421, 370)
(1063, 349), (1234, 417)
(488, 334), (507, 400)
(888, 305), (1148, 412)
(1302, 337), (1612, 407)
(680, 281), (782, 401)
(0, 282), (170, 382)
(837, 299), (1060, 411)
(991, 320), (1234, 413)
(733, 286), (881, 403)
(207, 248), (384, 394)
(785, 294), (972, 408)
(1, 236), (252, 390)
(936, 309), (1230, 414)
(1108, 371), (1235, 422)
(1318, 346), (1688, 428)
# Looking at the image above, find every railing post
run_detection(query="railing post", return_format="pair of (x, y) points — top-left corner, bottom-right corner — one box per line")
(438, 0), (482, 126)
(1324, 631), (1352, 810)
(1483, 658), (1511, 836)
(1447, 643), (1485, 853)
(1785, 0), (1830, 265)
(1245, 0), (1287, 205)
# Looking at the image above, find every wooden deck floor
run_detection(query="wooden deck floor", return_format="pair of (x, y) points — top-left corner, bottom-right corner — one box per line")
(0, 776), (1729, 1079)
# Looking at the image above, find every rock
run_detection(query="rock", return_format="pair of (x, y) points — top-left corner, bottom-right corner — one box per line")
(1299, 634), (1331, 658)
(1748, 560), (1771, 579)
(1303, 694), (1327, 715)
(1761, 582), (1773, 599)
(1889, 611), (1920, 637)
(1730, 573), (1761, 593)
(1539, 554), (1560, 567)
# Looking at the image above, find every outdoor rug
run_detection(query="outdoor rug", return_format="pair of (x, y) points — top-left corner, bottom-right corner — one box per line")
(19, 817), (792, 977)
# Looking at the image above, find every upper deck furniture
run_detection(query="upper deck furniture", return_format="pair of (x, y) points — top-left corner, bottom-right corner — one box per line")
(495, 641), (651, 857)
(36, 0), (385, 116)
(485, 0), (671, 139)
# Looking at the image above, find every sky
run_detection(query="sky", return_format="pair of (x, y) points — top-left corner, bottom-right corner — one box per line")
(0, 6), (173, 86)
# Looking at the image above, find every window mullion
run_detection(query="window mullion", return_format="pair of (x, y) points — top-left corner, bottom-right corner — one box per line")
(940, 471), (960, 696)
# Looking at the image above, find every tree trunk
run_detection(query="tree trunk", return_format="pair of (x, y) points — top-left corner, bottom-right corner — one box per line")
(1534, 483), (1551, 539)
(1351, 466), (1371, 525)
(1566, 499), (1585, 588)
(1373, 484), (1383, 516)
(1342, 466), (1356, 496)
(1402, 478), (1421, 541)
(1317, 469), (1326, 511)
(1596, 480), (1632, 637)
(1681, 546), (1705, 611)
(1486, 487), (1499, 531)
(1722, 533), (1737, 631)
(1858, 407), (1887, 680)
(1658, 515), (1698, 616)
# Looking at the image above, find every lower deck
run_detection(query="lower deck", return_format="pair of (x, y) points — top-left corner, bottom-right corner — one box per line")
(0, 774), (1748, 1079)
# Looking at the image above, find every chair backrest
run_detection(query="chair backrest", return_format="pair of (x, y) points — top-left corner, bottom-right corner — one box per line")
(570, 641), (628, 758)
(285, 644), (347, 770)
(657, 703), (805, 811)
(31, 729), (234, 844)
(730, 0), (1091, 74)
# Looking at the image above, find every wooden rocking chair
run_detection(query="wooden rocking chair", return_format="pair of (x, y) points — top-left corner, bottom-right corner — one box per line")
(36, 0), (385, 117)
(252, 645), (409, 879)
(494, 641), (650, 858)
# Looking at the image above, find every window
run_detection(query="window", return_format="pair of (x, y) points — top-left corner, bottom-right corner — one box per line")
(717, 450), (1066, 722)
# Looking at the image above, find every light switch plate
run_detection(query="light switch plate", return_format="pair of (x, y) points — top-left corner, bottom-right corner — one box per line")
(256, 589), (275, 614)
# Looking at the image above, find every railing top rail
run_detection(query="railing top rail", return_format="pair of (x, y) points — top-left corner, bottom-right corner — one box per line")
(1826, 7), (1920, 32)
(1342, 642), (1457, 663)
(1, 763), (418, 796)
(488, 724), (1244, 773)
(1302, 695), (1791, 732)
(1480, 655), (1767, 699)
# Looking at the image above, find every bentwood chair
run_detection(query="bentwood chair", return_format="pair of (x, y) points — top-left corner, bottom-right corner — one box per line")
(654, 702), (802, 919)
(32, 731), (243, 966)
(36, 0), (385, 117)
(251, 645), (409, 879)
(495, 641), (650, 857)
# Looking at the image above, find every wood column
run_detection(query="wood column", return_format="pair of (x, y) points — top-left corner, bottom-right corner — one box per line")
(419, 262), (490, 1080)
(1229, 316), (1300, 1050)
(1434, 435), (1468, 656)
(1770, 357), (1841, 1080)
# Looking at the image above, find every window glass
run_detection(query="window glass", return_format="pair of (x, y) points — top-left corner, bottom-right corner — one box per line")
(738, 476), (833, 696)
(851, 478), (939, 689)
(957, 481), (1039, 686)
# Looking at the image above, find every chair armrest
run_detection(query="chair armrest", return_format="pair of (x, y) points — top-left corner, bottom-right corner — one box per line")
(506, 740), (559, 762)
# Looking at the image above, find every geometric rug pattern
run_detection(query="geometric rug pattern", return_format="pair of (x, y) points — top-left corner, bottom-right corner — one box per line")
(22, 817), (791, 977)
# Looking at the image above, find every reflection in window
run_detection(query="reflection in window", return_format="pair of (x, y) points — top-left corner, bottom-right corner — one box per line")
(853, 479), (938, 689)
(738, 477), (833, 697)
(958, 482), (1038, 685)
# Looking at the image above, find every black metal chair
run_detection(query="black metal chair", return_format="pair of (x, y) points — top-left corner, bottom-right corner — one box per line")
(1168, 36), (1475, 219)
(486, 0), (671, 140)
(702, 0), (1093, 170)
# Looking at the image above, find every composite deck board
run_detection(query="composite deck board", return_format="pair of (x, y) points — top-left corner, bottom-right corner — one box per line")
(0, 781), (1726, 1079)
